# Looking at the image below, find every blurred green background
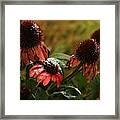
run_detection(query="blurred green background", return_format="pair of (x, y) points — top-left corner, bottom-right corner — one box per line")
(35, 20), (100, 55)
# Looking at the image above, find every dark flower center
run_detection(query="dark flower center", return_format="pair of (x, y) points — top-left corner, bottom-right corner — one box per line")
(91, 29), (100, 44)
(20, 20), (44, 49)
(43, 60), (58, 74)
(75, 39), (99, 64)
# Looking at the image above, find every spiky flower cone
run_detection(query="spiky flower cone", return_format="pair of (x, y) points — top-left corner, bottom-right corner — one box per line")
(75, 39), (99, 65)
(20, 20), (44, 49)
(20, 20), (49, 65)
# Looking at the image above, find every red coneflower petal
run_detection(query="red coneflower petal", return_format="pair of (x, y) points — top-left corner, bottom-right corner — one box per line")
(30, 64), (43, 70)
(52, 73), (62, 87)
(56, 75), (63, 87)
(43, 74), (51, 86)
(34, 45), (46, 61)
(38, 72), (49, 80)
(57, 73), (63, 82)
(40, 42), (49, 59)
(36, 72), (46, 83)
(83, 64), (93, 80)
(51, 74), (57, 82)
(92, 64), (98, 80)
(82, 64), (87, 75)
(29, 64), (43, 77)
(83, 64), (89, 76)
(27, 48), (36, 62)
(37, 78), (43, 85)
(68, 55), (80, 68)
(41, 42), (49, 53)
(37, 72), (51, 86)
(21, 48), (29, 65)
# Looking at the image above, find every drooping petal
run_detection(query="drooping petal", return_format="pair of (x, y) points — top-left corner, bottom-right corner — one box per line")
(83, 64), (90, 76)
(37, 72), (51, 86)
(92, 63), (97, 80)
(43, 74), (51, 86)
(56, 77), (61, 88)
(68, 55), (80, 68)
(30, 64), (43, 70)
(27, 48), (36, 62)
(21, 48), (29, 65)
(56, 73), (63, 87)
(36, 78), (43, 85)
(34, 45), (46, 61)
(36, 72), (47, 83)
(29, 64), (44, 77)
(51, 73), (63, 87)
(40, 42), (49, 60)
(51, 74), (57, 82)
(29, 70), (35, 77)
(83, 64), (91, 80)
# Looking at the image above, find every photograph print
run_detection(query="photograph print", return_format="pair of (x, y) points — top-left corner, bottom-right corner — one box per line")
(20, 20), (100, 100)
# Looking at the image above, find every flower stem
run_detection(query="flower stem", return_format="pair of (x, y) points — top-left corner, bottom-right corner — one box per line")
(34, 87), (39, 99)
(63, 63), (83, 83)
(46, 82), (55, 96)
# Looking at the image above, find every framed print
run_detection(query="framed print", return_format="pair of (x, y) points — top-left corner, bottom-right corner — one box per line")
(0, 0), (119, 119)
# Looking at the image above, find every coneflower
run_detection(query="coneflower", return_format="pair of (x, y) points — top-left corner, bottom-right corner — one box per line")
(75, 39), (99, 65)
(68, 39), (100, 80)
(29, 58), (63, 88)
(20, 20), (49, 66)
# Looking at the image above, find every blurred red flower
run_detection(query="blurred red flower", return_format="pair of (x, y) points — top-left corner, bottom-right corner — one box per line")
(29, 58), (63, 87)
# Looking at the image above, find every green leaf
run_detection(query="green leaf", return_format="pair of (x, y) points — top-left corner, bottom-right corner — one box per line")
(49, 85), (82, 100)
(71, 72), (88, 92)
(51, 91), (76, 99)
(61, 85), (81, 95)
(50, 53), (70, 61)
(48, 91), (67, 100)
(81, 75), (100, 100)
(27, 78), (36, 89)
(89, 75), (100, 99)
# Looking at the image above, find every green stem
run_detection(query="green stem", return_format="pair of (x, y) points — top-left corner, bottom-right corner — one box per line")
(46, 82), (55, 96)
(63, 63), (82, 83)
(35, 87), (39, 96)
